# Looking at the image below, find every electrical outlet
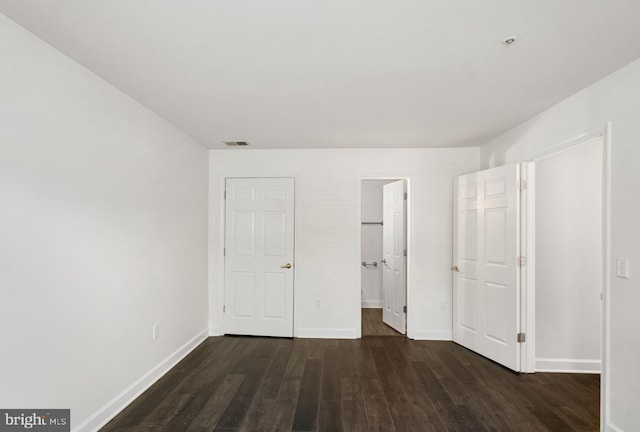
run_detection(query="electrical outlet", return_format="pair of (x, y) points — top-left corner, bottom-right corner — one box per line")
(152, 323), (160, 340)
(314, 299), (321, 309)
(440, 301), (447, 311)
(616, 257), (630, 279)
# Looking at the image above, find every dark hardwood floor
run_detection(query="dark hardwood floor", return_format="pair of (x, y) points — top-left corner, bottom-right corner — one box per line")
(100, 336), (600, 432)
(361, 308), (403, 337)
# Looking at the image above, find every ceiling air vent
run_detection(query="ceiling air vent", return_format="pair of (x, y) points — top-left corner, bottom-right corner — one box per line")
(223, 141), (250, 146)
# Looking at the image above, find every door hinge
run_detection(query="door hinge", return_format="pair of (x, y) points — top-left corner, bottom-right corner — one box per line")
(403, 249), (407, 257)
(223, 305), (226, 313)
(517, 256), (527, 267)
(224, 190), (227, 199)
(404, 192), (408, 200)
(517, 180), (527, 191)
(223, 248), (226, 256)
(403, 305), (407, 313)
(517, 333), (526, 343)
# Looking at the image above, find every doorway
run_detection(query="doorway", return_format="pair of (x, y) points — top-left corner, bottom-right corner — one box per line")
(531, 136), (603, 373)
(360, 179), (407, 337)
(452, 134), (606, 376)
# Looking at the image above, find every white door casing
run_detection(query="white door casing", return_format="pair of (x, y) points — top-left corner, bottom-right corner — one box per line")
(382, 180), (407, 334)
(224, 178), (295, 337)
(453, 164), (520, 371)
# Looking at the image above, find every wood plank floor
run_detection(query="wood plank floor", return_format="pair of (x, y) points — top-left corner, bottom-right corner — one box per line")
(100, 336), (600, 432)
(361, 308), (403, 337)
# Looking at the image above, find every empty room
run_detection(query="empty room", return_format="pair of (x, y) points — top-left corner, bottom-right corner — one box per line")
(1, 1), (640, 431)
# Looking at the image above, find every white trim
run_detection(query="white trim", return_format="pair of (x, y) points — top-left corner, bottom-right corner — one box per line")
(602, 122), (612, 432)
(72, 329), (209, 432)
(516, 163), (523, 372)
(209, 326), (223, 336)
(208, 170), (226, 339)
(535, 358), (601, 374)
(522, 162), (536, 373)
(297, 328), (359, 339)
(528, 124), (609, 162)
(356, 179), (363, 336)
(410, 329), (452, 341)
(606, 422), (624, 432)
(451, 176), (459, 345)
(361, 300), (383, 308)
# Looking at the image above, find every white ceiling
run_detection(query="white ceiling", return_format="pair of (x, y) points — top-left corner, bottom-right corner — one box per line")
(2, 1), (640, 149)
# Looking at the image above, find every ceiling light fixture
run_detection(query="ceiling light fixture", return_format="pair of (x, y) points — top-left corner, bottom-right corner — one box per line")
(502, 35), (518, 46)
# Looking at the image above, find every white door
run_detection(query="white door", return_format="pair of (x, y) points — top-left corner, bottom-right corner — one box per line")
(453, 164), (520, 371)
(224, 178), (295, 337)
(382, 180), (406, 334)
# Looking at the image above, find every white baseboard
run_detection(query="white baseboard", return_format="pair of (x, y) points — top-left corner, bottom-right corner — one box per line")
(535, 357), (601, 374)
(361, 300), (383, 308)
(296, 328), (359, 339)
(409, 329), (453, 340)
(606, 421), (624, 432)
(72, 328), (209, 432)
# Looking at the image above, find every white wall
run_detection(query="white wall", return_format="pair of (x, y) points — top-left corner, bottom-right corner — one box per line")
(0, 14), (209, 432)
(534, 138), (602, 373)
(209, 148), (479, 340)
(360, 180), (393, 308)
(480, 58), (640, 431)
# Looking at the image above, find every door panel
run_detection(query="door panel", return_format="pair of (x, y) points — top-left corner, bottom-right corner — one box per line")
(453, 164), (520, 371)
(264, 211), (286, 256)
(224, 178), (294, 337)
(263, 273), (286, 319)
(459, 277), (477, 331)
(234, 211), (255, 256)
(233, 272), (255, 317)
(382, 180), (406, 334)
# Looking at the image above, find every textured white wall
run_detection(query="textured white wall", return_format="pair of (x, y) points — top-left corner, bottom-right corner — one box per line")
(480, 58), (640, 431)
(0, 14), (209, 431)
(360, 180), (393, 308)
(209, 148), (479, 340)
(534, 139), (602, 373)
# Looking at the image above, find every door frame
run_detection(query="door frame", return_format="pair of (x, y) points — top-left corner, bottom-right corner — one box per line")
(222, 176), (296, 337)
(522, 123), (611, 430)
(357, 177), (411, 338)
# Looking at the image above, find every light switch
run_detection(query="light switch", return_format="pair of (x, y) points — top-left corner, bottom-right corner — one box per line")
(616, 257), (630, 279)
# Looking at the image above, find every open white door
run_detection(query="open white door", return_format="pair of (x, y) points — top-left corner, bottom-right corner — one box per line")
(382, 180), (406, 334)
(224, 178), (295, 337)
(453, 164), (520, 371)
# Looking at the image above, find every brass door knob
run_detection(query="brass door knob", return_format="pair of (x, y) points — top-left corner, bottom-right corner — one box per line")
(281, 263), (292, 269)
(452, 265), (460, 272)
